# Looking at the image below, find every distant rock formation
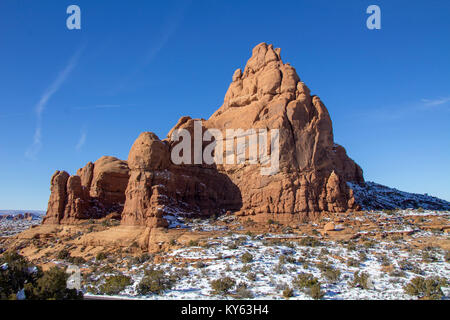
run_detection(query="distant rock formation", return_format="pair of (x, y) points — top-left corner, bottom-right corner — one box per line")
(349, 182), (450, 211)
(42, 42), (448, 227)
(0, 212), (41, 221)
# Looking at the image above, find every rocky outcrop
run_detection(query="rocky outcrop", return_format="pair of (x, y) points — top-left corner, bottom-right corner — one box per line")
(201, 43), (363, 217)
(121, 132), (242, 227)
(43, 42), (367, 226)
(43, 156), (130, 224)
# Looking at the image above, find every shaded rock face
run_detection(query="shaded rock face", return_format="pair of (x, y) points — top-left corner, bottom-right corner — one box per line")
(121, 132), (242, 227)
(43, 157), (130, 224)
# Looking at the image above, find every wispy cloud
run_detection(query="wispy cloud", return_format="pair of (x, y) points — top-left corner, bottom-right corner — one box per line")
(75, 128), (87, 151)
(111, 1), (191, 93)
(26, 47), (84, 159)
(421, 97), (450, 107)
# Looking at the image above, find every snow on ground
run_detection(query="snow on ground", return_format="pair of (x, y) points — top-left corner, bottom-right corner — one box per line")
(83, 230), (449, 300)
(0, 216), (42, 237)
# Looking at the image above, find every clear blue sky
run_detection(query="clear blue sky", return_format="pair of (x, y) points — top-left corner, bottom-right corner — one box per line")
(0, 0), (449, 210)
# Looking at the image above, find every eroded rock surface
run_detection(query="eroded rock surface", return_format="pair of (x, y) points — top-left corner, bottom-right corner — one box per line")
(43, 157), (129, 224)
(44, 43), (367, 226)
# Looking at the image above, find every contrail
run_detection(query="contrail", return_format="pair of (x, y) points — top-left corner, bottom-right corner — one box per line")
(26, 47), (84, 159)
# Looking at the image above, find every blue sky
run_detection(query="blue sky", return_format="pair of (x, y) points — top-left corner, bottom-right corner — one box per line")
(0, 0), (449, 210)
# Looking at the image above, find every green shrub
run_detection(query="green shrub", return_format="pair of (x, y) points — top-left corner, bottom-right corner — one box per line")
(241, 265), (252, 273)
(241, 252), (253, 263)
(96, 252), (107, 261)
(138, 268), (174, 295)
(0, 252), (42, 299)
(24, 266), (83, 300)
(404, 276), (448, 300)
(309, 283), (325, 300)
(188, 240), (199, 247)
(358, 251), (367, 261)
(299, 237), (322, 247)
(56, 249), (70, 260)
(67, 256), (86, 265)
(282, 287), (294, 299)
(320, 265), (341, 283)
(99, 275), (131, 295)
(210, 277), (236, 295)
(347, 258), (360, 267)
(293, 273), (319, 289)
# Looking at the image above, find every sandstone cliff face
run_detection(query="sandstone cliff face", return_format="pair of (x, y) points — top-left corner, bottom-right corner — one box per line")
(202, 43), (363, 216)
(43, 156), (129, 224)
(120, 132), (242, 227)
(43, 43), (365, 226)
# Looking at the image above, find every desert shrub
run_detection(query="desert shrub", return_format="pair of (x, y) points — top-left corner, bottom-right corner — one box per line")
(235, 282), (254, 299)
(246, 272), (256, 281)
(346, 242), (357, 251)
(56, 249), (70, 260)
(99, 274), (131, 295)
(350, 271), (371, 289)
(293, 273), (319, 289)
(132, 253), (153, 264)
(358, 251), (367, 261)
(421, 250), (437, 263)
(320, 265), (341, 283)
(241, 265), (252, 273)
(282, 287), (294, 298)
(173, 268), (189, 279)
(403, 276), (448, 300)
(378, 254), (391, 266)
(67, 256), (86, 265)
(95, 252), (107, 261)
(299, 237), (322, 247)
(363, 239), (377, 248)
(273, 263), (286, 274)
(138, 268), (174, 295)
(24, 266), (83, 300)
(0, 252), (42, 299)
(241, 252), (253, 263)
(389, 269), (406, 278)
(347, 258), (360, 268)
(194, 261), (206, 269)
(210, 277), (236, 295)
(227, 241), (238, 249)
(188, 240), (199, 247)
(309, 283), (325, 300)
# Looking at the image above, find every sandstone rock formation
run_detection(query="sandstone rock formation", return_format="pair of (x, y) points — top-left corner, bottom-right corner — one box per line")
(43, 42), (366, 226)
(202, 43), (363, 217)
(43, 156), (129, 224)
(120, 132), (242, 228)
